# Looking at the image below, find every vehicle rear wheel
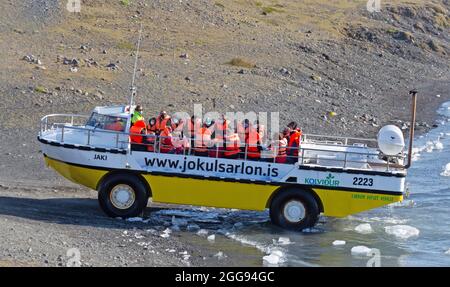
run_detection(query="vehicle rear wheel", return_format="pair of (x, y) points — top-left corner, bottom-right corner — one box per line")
(269, 188), (319, 231)
(98, 174), (149, 218)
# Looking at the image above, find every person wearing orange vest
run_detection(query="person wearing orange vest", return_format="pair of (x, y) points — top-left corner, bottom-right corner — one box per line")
(155, 111), (171, 134)
(246, 126), (262, 161)
(159, 126), (174, 153)
(270, 133), (288, 164)
(129, 120), (147, 151)
(147, 117), (158, 134)
(105, 117), (125, 132)
(286, 121), (302, 163)
(224, 129), (241, 159)
(193, 124), (212, 157)
(187, 116), (202, 138)
(212, 115), (229, 158)
(237, 119), (250, 143)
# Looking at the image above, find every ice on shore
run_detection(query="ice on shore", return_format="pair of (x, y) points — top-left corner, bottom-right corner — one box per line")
(171, 216), (188, 227)
(196, 229), (209, 237)
(187, 224), (201, 232)
(263, 249), (285, 266)
(332, 240), (346, 246)
(207, 234), (216, 242)
(441, 163), (450, 177)
(384, 225), (420, 239)
(355, 223), (373, 234)
(351, 246), (372, 256)
(160, 228), (172, 238)
(214, 251), (227, 260)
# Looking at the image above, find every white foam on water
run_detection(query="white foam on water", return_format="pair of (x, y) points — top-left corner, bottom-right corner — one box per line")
(354, 223), (373, 234)
(434, 140), (444, 150)
(384, 225), (420, 239)
(351, 246), (372, 256)
(441, 163), (450, 177)
(332, 240), (346, 246)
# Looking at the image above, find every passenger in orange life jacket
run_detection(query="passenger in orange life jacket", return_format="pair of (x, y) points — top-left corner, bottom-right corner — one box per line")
(211, 115), (229, 158)
(159, 126), (174, 153)
(286, 121), (302, 163)
(171, 118), (190, 154)
(105, 117), (125, 132)
(237, 119), (250, 143)
(147, 117), (158, 134)
(269, 133), (288, 164)
(156, 111), (171, 134)
(246, 125), (262, 161)
(193, 122), (212, 157)
(224, 128), (241, 159)
(129, 120), (147, 151)
(255, 120), (266, 141)
(187, 115), (202, 138)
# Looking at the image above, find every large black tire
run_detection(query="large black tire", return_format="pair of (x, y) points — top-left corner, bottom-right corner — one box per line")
(98, 173), (149, 218)
(269, 188), (320, 231)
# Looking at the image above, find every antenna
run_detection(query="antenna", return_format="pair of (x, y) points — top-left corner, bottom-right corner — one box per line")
(129, 23), (144, 108)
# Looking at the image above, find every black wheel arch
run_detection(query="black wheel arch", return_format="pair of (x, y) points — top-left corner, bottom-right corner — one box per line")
(96, 170), (152, 198)
(266, 184), (324, 213)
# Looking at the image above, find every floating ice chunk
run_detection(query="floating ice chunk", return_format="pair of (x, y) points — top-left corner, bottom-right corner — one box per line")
(441, 163), (450, 177)
(384, 225), (420, 239)
(207, 234), (216, 242)
(126, 217), (144, 222)
(425, 141), (434, 153)
(445, 249), (450, 255)
(233, 222), (244, 229)
(197, 229), (209, 237)
(434, 141), (444, 150)
(355, 223), (373, 234)
(263, 250), (285, 266)
(351, 246), (372, 256)
(277, 237), (291, 245)
(332, 240), (346, 246)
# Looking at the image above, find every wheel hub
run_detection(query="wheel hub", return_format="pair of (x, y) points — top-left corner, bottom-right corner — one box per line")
(283, 200), (306, 223)
(110, 184), (136, 210)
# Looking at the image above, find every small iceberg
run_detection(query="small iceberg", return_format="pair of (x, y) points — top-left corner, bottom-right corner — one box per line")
(277, 237), (291, 245)
(384, 225), (419, 239)
(445, 249), (450, 255)
(332, 240), (346, 246)
(263, 250), (285, 266)
(441, 163), (450, 177)
(351, 246), (372, 256)
(355, 223), (373, 234)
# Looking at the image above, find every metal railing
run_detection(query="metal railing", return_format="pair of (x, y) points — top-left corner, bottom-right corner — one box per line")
(39, 114), (406, 172)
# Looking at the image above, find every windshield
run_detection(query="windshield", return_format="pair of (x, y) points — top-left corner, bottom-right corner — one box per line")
(86, 112), (127, 132)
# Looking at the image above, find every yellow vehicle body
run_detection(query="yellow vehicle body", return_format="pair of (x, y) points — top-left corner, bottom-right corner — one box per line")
(45, 156), (403, 218)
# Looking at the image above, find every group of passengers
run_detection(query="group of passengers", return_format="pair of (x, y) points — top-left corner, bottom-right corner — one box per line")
(128, 105), (302, 164)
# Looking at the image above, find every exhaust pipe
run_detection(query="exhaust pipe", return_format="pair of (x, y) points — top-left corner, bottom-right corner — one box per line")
(404, 90), (417, 169)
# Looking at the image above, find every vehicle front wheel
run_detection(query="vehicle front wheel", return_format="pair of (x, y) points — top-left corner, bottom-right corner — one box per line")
(269, 188), (319, 231)
(98, 174), (149, 218)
